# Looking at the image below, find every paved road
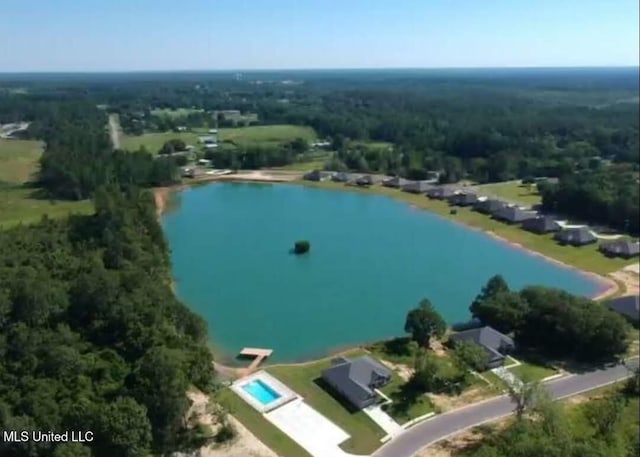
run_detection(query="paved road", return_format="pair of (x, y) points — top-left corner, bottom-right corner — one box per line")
(373, 360), (638, 457)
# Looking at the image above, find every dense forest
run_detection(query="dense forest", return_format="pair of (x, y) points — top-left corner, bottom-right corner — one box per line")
(0, 188), (215, 457)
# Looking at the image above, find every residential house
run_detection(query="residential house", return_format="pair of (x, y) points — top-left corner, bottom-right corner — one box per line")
(321, 356), (392, 410)
(448, 326), (515, 369)
(331, 172), (351, 183)
(426, 187), (458, 200)
(521, 216), (561, 234)
(356, 175), (374, 186)
(402, 180), (433, 194)
(474, 199), (507, 215)
(554, 227), (597, 246)
(599, 240), (640, 259)
(492, 206), (537, 224)
(605, 295), (639, 323)
(382, 176), (408, 188)
(449, 192), (479, 207)
(303, 170), (325, 182)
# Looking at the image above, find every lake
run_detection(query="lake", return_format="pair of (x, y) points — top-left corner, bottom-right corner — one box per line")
(162, 183), (602, 363)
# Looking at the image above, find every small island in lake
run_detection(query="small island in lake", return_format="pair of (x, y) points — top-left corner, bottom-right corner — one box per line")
(294, 240), (311, 254)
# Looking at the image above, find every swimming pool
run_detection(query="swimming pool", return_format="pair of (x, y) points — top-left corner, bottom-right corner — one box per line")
(242, 379), (282, 405)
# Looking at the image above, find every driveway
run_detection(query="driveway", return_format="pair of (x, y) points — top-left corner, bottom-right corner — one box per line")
(373, 360), (637, 457)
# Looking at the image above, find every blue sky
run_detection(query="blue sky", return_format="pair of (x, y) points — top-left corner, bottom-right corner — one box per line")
(1, 0), (638, 71)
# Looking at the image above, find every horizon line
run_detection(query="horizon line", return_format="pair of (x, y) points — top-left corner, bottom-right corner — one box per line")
(0, 65), (638, 75)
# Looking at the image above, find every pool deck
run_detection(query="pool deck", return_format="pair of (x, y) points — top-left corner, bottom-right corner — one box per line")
(231, 370), (298, 413)
(239, 347), (274, 376)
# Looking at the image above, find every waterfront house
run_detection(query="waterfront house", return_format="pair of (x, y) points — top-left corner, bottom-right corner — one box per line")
(474, 198), (507, 215)
(356, 175), (374, 186)
(448, 326), (515, 369)
(321, 356), (392, 410)
(382, 176), (408, 188)
(554, 227), (597, 246)
(402, 180), (433, 194)
(331, 172), (350, 183)
(599, 239), (640, 258)
(426, 187), (458, 200)
(303, 170), (324, 182)
(449, 192), (479, 207)
(522, 216), (561, 234)
(605, 295), (639, 323)
(492, 206), (537, 224)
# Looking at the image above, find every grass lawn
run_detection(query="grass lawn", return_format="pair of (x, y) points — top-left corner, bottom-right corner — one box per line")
(0, 186), (93, 229)
(509, 361), (558, 382)
(277, 160), (327, 171)
(0, 139), (43, 184)
(268, 349), (386, 454)
(0, 139), (93, 228)
(349, 140), (393, 151)
(367, 337), (418, 366)
(475, 181), (542, 206)
(121, 125), (317, 154)
(296, 180), (630, 275)
(217, 388), (312, 457)
(380, 375), (434, 424)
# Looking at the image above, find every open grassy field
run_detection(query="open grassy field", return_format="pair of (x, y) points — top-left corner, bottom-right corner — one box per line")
(268, 349), (385, 454)
(509, 361), (558, 382)
(380, 375), (434, 424)
(121, 124), (317, 153)
(0, 139), (43, 184)
(0, 139), (93, 228)
(475, 180), (542, 206)
(297, 181), (631, 276)
(349, 140), (394, 151)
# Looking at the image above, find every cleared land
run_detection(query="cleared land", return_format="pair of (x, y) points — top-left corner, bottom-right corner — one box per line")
(298, 180), (630, 275)
(151, 108), (204, 118)
(121, 125), (317, 153)
(475, 180), (542, 206)
(0, 139), (92, 228)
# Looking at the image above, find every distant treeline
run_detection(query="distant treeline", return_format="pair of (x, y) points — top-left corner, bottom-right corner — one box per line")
(0, 188), (215, 457)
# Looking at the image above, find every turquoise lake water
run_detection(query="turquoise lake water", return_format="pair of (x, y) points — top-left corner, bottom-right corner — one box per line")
(162, 183), (602, 362)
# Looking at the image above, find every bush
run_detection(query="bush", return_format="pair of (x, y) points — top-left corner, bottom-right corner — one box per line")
(293, 240), (310, 254)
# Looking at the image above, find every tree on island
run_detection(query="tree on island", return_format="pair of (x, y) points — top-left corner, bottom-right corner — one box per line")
(404, 298), (446, 348)
(293, 240), (310, 254)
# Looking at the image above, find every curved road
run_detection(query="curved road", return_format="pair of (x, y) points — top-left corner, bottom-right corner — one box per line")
(373, 360), (638, 457)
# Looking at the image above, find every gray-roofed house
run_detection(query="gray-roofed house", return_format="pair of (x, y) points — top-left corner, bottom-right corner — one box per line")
(356, 175), (374, 186)
(492, 206), (537, 224)
(382, 176), (409, 188)
(605, 295), (639, 323)
(448, 192), (479, 207)
(426, 187), (458, 199)
(554, 227), (597, 246)
(401, 180), (432, 194)
(448, 326), (515, 369)
(599, 240), (640, 259)
(521, 216), (561, 234)
(321, 355), (392, 410)
(473, 199), (507, 215)
(303, 170), (324, 182)
(331, 172), (351, 183)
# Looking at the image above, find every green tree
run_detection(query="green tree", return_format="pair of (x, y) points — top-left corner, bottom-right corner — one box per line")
(404, 299), (446, 348)
(93, 397), (152, 457)
(451, 340), (489, 372)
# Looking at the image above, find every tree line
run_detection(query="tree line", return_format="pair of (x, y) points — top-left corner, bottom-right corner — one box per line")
(0, 188), (216, 457)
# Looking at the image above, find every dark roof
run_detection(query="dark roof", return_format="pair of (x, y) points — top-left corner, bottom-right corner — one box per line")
(427, 187), (458, 199)
(449, 192), (479, 206)
(449, 326), (515, 360)
(303, 170), (322, 181)
(522, 216), (561, 233)
(382, 176), (408, 187)
(606, 295), (640, 321)
(473, 199), (507, 214)
(332, 172), (350, 182)
(599, 240), (640, 258)
(402, 180), (433, 193)
(493, 206), (537, 223)
(322, 356), (391, 405)
(554, 227), (597, 245)
(356, 175), (373, 185)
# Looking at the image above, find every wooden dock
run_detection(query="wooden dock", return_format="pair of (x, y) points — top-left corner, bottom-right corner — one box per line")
(239, 347), (274, 376)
